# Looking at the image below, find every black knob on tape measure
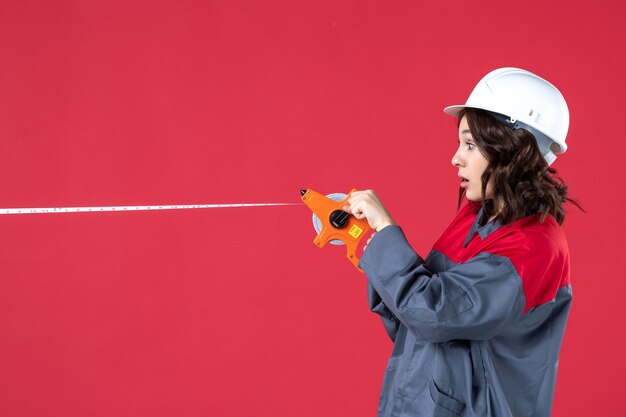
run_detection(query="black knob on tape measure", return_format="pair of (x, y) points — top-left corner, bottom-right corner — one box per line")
(329, 210), (350, 229)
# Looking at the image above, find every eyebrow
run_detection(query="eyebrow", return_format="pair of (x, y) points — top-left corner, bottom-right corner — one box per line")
(460, 129), (472, 135)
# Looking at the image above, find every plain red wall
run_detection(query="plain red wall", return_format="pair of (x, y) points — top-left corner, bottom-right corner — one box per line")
(1, 1), (624, 416)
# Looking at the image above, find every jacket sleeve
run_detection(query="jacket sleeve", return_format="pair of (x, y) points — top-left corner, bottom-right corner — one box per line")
(367, 282), (401, 342)
(359, 226), (526, 343)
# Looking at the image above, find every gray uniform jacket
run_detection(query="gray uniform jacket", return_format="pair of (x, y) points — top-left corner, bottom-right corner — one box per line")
(359, 203), (572, 417)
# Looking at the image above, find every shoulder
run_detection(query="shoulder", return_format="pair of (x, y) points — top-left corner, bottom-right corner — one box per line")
(487, 215), (570, 313)
(489, 215), (568, 268)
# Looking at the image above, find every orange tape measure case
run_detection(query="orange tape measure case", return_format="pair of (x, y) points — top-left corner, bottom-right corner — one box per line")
(300, 189), (371, 272)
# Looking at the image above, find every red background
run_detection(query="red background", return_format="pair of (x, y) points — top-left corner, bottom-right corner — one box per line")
(1, 1), (624, 416)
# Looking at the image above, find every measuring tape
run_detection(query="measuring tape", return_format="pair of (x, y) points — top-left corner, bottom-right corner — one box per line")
(0, 202), (302, 215)
(1, 190), (366, 272)
(301, 189), (371, 271)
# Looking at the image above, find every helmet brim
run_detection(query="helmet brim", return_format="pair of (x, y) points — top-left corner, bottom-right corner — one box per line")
(443, 104), (501, 118)
(443, 105), (465, 117)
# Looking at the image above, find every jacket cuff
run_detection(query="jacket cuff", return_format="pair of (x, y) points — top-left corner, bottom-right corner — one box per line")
(359, 225), (424, 277)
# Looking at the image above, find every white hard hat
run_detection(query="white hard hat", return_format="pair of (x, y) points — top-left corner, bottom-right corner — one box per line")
(444, 67), (569, 165)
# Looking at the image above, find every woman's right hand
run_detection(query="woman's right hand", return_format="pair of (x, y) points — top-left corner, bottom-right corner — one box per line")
(342, 190), (396, 232)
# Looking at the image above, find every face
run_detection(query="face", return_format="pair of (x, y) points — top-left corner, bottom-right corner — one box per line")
(451, 116), (492, 201)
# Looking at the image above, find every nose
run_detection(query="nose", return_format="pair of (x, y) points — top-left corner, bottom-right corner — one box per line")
(451, 149), (463, 167)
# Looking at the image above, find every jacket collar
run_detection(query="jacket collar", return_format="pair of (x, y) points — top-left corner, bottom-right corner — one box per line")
(463, 206), (503, 247)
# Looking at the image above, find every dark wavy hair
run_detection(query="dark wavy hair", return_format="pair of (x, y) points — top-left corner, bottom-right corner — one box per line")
(458, 108), (579, 225)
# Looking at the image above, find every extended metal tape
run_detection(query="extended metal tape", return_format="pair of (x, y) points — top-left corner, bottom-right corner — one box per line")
(0, 202), (302, 215)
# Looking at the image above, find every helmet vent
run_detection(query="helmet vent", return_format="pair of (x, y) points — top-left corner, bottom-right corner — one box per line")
(550, 142), (561, 153)
(527, 108), (540, 122)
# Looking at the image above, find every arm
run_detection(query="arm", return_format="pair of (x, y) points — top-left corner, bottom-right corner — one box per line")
(359, 226), (525, 343)
(363, 230), (401, 341)
(367, 281), (401, 342)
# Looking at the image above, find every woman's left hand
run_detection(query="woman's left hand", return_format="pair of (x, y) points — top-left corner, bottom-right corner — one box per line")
(343, 190), (396, 232)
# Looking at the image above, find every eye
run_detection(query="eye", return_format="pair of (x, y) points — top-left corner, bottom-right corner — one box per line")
(465, 141), (476, 150)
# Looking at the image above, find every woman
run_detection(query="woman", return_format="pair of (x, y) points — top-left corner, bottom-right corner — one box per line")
(344, 68), (574, 417)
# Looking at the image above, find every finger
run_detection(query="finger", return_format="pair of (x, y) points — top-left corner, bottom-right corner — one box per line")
(344, 204), (360, 216)
(347, 191), (365, 206)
